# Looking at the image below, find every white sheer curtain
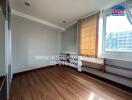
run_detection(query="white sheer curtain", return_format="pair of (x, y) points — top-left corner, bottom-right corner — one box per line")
(125, 0), (132, 25)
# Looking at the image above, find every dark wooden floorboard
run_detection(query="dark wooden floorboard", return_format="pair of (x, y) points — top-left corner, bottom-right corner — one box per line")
(10, 66), (132, 100)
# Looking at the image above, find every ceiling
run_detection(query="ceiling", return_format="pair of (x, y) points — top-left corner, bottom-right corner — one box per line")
(11, 0), (123, 30)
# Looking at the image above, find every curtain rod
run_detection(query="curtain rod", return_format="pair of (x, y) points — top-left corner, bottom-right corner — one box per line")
(81, 10), (100, 20)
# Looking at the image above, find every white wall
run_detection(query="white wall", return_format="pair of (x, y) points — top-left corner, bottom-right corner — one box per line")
(11, 15), (61, 73)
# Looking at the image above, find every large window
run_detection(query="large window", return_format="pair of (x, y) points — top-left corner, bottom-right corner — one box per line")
(79, 14), (98, 56)
(105, 15), (132, 52)
(98, 5), (132, 61)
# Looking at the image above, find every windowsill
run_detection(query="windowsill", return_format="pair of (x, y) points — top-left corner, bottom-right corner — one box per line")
(79, 56), (104, 64)
(105, 50), (132, 53)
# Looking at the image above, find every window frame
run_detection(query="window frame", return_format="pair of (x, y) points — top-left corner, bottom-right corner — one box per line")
(98, 9), (132, 62)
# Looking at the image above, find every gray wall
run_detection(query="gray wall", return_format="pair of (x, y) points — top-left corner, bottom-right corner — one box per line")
(61, 24), (77, 54)
(11, 15), (61, 73)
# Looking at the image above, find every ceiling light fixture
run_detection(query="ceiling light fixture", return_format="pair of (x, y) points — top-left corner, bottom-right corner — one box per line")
(63, 20), (67, 23)
(24, 2), (31, 7)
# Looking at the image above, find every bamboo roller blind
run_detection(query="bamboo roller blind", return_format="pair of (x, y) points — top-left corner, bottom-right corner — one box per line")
(79, 14), (99, 56)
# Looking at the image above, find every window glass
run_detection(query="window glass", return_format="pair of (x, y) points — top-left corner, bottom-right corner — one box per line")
(105, 15), (132, 52)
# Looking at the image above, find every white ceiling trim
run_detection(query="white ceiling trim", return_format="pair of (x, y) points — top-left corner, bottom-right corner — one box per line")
(11, 9), (65, 31)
